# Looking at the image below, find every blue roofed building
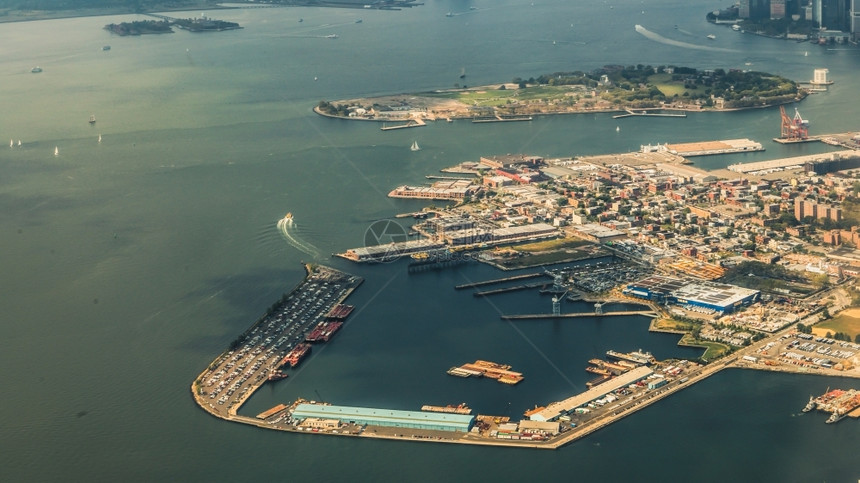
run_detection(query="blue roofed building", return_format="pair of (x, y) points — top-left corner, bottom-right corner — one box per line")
(291, 403), (475, 432)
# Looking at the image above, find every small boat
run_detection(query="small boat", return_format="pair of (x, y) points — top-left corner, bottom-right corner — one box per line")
(89, 115), (96, 125)
(410, 141), (420, 151)
(445, 11), (453, 17)
(31, 66), (42, 73)
(355, 18), (362, 23)
(325, 34), (339, 39)
(54, 146), (59, 156)
(102, 45), (111, 51)
(706, 34), (716, 40)
(298, 18), (303, 22)
(615, 126), (620, 132)
(459, 67), (466, 79)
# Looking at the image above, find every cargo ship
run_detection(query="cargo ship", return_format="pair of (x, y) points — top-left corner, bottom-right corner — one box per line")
(305, 321), (343, 343)
(421, 403), (472, 415)
(281, 343), (312, 368)
(326, 304), (354, 320)
(606, 349), (655, 366)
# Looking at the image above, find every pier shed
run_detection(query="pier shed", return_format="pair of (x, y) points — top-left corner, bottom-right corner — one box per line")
(292, 404), (475, 432)
(530, 366), (653, 422)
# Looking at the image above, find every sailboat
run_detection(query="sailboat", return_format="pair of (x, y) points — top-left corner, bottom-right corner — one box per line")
(54, 146), (59, 156)
(9, 139), (13, 148)
(98, 134), (102, 143)
(17, 140), (21, 146)
(459, 67), (466, 79)
(410, 141), (420, 151)
(89, 114), (96, 125)
(616, 126), (620, 132)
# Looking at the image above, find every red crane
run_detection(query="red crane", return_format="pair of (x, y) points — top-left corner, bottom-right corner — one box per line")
(780, 105), (809, 140)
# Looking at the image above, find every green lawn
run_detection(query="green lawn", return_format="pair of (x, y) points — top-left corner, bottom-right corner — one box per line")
(679, 334), (732, 362)
(648, 73), (694, 97)
(813, 310), (860, 339)
(425, 85), (585, 107)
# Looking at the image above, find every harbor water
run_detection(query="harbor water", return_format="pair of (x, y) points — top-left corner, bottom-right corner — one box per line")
(1, 0), (859, 480)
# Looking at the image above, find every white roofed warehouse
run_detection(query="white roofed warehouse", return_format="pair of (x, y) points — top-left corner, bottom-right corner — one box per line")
(291, 403), (475, 432)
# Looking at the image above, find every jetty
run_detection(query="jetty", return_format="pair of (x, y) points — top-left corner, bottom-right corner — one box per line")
(501, 311), (657, 320)
(613, 109), (687, 119)
(380, 119), (426, 131)
(456, 272), (549, 290)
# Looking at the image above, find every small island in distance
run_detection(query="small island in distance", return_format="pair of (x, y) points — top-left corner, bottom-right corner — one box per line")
(105, 15), (240, 36)
(316, 65), (807, 122)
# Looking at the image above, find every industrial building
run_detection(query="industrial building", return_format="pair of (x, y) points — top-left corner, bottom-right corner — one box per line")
(291, 403), (476, 432)
(624, 275), (760, 314)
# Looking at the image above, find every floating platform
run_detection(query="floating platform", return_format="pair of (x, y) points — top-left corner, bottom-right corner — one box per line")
(449, 360), (524, 384)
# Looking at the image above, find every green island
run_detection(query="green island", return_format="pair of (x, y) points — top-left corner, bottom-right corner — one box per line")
(104, 19), (172, 36)
(104, 16), (240, 36)
(316, 65), (806, 121)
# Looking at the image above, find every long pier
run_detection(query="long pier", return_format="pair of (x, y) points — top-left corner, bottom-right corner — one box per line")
(613, 109), (687, 119)
(456, 272), (548, 290)
(501, 311), (657, 320)
(473, 282), (547, 296)
(380, 119), (426, 130)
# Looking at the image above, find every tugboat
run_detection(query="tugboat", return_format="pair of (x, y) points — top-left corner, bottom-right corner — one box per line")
(826, 410), (845, 424)
(802, 395), (816, 413)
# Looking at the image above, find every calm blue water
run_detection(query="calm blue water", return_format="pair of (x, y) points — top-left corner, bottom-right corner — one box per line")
(1, 1), (859, 481)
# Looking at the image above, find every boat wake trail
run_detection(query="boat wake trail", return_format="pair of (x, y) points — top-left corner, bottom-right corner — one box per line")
(276, 215), (321, 259)
(634, 25), (738, 53)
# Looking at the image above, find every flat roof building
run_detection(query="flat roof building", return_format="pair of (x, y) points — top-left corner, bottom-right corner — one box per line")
(292, 403), (475, 432)
(625, 275), (759, 314)
(530, 366), (654, 422)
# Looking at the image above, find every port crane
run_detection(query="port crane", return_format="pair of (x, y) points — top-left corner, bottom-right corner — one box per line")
(780, 105), (809, 140)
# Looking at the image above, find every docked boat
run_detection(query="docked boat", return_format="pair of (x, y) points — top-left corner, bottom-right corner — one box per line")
(267, 370), (289, 382)
(410, 140), (420, 151)
(802, 395), (816, 413)
(281, 343), (312, 368)
(606, 349), (655, 365)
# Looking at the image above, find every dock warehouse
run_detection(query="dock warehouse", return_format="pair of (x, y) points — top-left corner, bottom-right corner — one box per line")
(624, 275), (759, 314)
(530, 366), (653, 422)
(291, 404), (475, 432)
